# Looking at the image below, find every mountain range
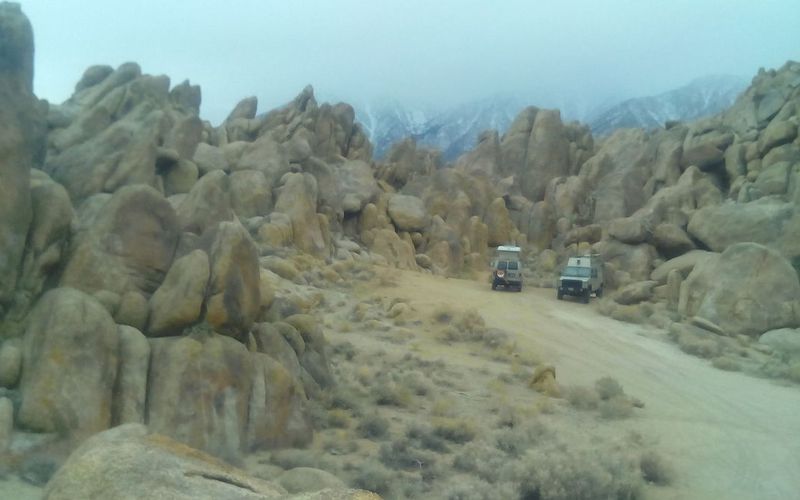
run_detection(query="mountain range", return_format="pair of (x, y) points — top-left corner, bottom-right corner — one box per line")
(354, 75), (748, 160)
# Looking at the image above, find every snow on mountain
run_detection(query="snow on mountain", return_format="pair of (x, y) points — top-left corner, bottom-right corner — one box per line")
(353, 75), (749, 161)
(587, 75), (748, 136)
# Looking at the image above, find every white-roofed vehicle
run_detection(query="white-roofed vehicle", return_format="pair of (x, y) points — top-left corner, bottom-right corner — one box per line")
(491, 245), (523, 292)
(557, 254), (604, 303)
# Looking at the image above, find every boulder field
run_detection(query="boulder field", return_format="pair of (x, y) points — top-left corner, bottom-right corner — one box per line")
(0, 1), (800, 495)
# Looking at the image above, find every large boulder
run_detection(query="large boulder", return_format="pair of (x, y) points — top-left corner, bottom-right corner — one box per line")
(387, 194), (430, 232)
(18, 288), (119, 436)
(338, 159), (380, 214)
(200, 222), (261, 340)
(274, 172), (329, 258)
(113, 325), (150, 425)
(485, 197), (515, 247)
(42, 424), (288, 500)
(687, 198), (800, 259)
(678, 243), (800, 337)
(147, 334), (255, 461)
(247, 353), (312, 450)
(147, 249), (210, 336)
(60, 184), (180, 297)
(175, 170), (234, 235)
(0, 3), (40, 304)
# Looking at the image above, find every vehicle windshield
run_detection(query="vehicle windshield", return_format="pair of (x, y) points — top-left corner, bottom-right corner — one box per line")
(496, 261), (518, 270)
(563, 266), (591, 277)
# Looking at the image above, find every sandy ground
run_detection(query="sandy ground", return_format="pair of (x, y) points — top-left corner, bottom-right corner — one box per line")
(374, 270), (800, 500)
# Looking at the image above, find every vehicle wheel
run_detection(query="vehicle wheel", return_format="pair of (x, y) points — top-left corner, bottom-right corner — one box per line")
(491, 282), (497, 291)
(557, 290), (563, 300)
(517, 284), (523, 292)
(596, 286), (603, 298)
(582, 290), (590, 304)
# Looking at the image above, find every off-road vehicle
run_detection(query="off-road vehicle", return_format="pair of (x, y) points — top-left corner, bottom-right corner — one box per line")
(491, 245), (523, 292)
(557, 254), (603, 303)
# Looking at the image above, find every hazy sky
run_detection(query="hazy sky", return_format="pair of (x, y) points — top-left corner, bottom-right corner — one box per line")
(17, 0), (800, 124)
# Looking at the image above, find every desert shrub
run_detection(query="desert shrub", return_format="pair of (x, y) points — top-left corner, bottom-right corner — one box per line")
(430, 397), (457, 417)
(495, 427), (531, 457)
(269, 449), (327, 470)
(595, 376), (625, 400)
(329, 386), (362, 413)
(351, 462), (395, 496)
(357, 412), (390, 439)
(639, 450), (673, 485)
(441, 477), (497, 500)
(406, 423), (450, 452)
(432, 417), (477, 443)
(331, 341), (356, 360)
(326, 409), (352, 428)
(322, 430), (359, 455)
(791, 256), (800, 280)
(452, 442), (508, 483)
(711, 356), (741, 372)
(401, 371), (431, 397)
(432, 305), (455, 324)
(565, 385), (600, 411)
(677, 331), (721, 358)
(506, 445), (643, 500)
(372, 379), (413, 407)
(598, 395), (635, 419)
(379, 438), (435, 470)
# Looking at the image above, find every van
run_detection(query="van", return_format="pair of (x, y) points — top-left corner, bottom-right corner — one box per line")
(491, 245), (523, 291)
(557, 255), (603, 303)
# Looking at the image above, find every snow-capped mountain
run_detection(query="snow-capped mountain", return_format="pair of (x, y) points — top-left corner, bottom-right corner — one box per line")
(587, 75), (748, 136)
(355, 96), (525, 161)
(353, 75), (748, 161)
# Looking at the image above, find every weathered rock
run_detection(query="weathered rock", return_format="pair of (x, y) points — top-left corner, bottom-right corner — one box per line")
(163, 158), (198, 195)
(114, 290), (148, 331)
(666, 268), (682, 311)
(754, 161), (791, 196)
(518, 109), (572, 201)
(257, 212), (294, 248)
(758, 120), (797, 155)
(148, 249), (210, 336)
(278, 468), (347, 494)
(0, 397), (11, 453)
(338, 160), (380, 214)
(387, 194), (429, 232)
(687, 198), (800, 259)
(367, 228), (418, 270)
(652, 223), (695, 257)
(42, 424), (289, 500)
(759, 328), (800, 359)
(593, 239), (656, 282)
(193, 142), (229, 175)
(201, 222), (261, 339)
(608, 217), (649, 244)
(275, 173), (328, 258)
(0, 339), (21, 387)
(19, 288), (119, 436)
(651, 250), (714, 283)
(176, 170), (233, 235)
(147, 334), (255, 460)
(614, 281), (657, 305)
(60, 184), (179, 297)
(247, 353), (311, 450)
(113, 326), (150, 425)
(485, 197), (514, 246)
(0, 3), (39, 304)
(679, 243), (800, 337)
(230, 169), (272, 218)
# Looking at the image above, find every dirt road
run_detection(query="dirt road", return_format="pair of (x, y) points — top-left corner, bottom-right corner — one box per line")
(382, 270), (800, 500)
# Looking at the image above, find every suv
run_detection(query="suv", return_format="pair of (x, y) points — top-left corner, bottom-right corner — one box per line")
(491, 245), (523, 291)
(557, 255), (603, 303)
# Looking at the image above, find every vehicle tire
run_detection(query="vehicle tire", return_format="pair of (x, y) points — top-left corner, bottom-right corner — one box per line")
(491, 282), (497, 291)
(517, 284), (523, 292)
(557, 290), (563, 300)
(596, 286), (603, 298)
(582, 289), (590, 304)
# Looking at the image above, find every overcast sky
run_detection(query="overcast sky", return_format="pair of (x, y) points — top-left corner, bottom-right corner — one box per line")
(17, 0), (800, 124)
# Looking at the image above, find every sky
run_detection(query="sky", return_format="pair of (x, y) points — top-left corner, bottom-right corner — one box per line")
(16, 0), (800, 124)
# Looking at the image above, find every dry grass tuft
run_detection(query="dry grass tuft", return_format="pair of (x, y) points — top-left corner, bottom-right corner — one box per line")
(357, 412), (390, 439)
